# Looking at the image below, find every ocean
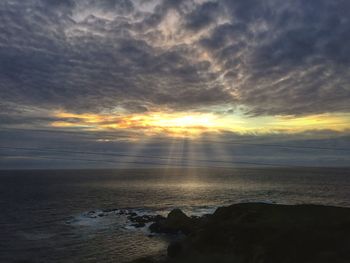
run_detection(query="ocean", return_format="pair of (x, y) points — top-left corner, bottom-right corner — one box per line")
(1, 168), (350, 263)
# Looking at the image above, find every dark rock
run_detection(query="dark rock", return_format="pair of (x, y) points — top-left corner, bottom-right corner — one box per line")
(167, 241), (183, 258)
(102, 208), (117, 213)
(157, 203), (350, 263)
(167, 209), (188, 222)
(149, 221), (162, 233)
(129, 215), (158, 224)
(149, 209), (196, 235)
(132, 222), (146, 228)
(118, 209), (128, 215)
(154, 215), (165, 222)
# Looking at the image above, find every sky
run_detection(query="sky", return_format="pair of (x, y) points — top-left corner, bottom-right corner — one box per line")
(0, 0), (350, 169)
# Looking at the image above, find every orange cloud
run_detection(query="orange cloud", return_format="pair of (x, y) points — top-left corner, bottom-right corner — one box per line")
(51, 110), (350, 138)
(52, 111), (222, 137)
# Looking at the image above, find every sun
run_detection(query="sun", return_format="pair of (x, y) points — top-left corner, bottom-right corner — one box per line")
(152, 114), (217, 128)
(139, 112), (220, 137)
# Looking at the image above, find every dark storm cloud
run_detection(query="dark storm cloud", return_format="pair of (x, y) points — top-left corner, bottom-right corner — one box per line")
(0, 0), (350, 120)
(0, 0), (232, 116)
(206, 0), (350, 115)
(184, 1), (220, 31)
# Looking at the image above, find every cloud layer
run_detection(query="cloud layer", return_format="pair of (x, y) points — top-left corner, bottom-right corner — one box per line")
(1, 0), (350, 117)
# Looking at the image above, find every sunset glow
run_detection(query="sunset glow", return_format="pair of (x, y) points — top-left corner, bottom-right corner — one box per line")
(51, 110), (350, 138)
(1, 0), (350, 169)
(52, 111), (221, 137)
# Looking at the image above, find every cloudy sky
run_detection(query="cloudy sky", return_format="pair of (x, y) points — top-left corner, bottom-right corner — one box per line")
(1, 0), (350, 168)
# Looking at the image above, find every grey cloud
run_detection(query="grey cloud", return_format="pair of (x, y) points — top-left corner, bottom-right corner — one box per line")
(0, 0), (350, 121)
(0, 0), (232, 115)
(43, 0), (76, 8)
(198, 0), (350, 115)
(185, 1), (220, 31)
(200, 23), (248, 50)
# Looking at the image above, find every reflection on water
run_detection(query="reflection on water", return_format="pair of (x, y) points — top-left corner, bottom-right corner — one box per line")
(0, 168), (350, 262)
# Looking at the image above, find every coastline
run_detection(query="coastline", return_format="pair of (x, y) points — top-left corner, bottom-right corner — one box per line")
(131, 203), (350, 263)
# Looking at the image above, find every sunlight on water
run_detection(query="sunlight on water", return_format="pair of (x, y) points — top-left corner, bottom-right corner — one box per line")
(1, 168), (350, 262)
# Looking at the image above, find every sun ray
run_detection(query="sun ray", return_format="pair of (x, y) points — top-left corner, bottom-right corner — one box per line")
(113, 137), (153, 169)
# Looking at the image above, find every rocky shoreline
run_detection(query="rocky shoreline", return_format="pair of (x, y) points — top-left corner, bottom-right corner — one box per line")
(131, 203), (350, 263)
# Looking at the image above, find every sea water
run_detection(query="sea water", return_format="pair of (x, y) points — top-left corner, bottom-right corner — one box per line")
(1, 168), (350, 262)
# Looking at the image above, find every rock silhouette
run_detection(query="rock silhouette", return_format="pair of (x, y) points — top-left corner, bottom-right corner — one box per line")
(134, 203), (350, 263)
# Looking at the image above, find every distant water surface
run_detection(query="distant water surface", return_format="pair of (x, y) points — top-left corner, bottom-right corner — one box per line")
(1, 168), (350, 263)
